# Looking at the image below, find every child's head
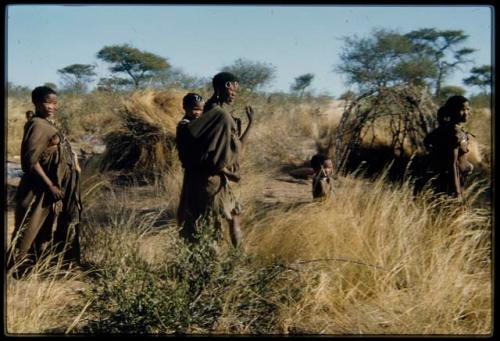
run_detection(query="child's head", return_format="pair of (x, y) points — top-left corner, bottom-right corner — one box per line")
(310, 153), (333, 176)
(31, 86), (57, 119)
(183, 93), (204, 119)
(323, 159), (333, 176)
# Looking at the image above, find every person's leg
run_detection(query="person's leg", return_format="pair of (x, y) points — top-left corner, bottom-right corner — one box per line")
(9, 199), (49, 266)
(228, 214), (242, 248)
(9, 202), (53, 278)
(53, 214), (81, 266)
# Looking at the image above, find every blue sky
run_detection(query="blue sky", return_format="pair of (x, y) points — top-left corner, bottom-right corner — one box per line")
(6, 5), (493, 96)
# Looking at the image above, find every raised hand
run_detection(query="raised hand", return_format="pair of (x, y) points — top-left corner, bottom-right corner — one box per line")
(73, 150), (81, 173)
(245, 106), (254, 123)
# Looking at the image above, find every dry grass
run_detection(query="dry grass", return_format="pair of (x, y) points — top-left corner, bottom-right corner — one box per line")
(6, 253), (90, 335)
(243, 174), (491, 334)
(465, 108), (491, 170)
(6, 97), (31, 159)
(99, 89), (184, 177)
(5, 90), (492, 335)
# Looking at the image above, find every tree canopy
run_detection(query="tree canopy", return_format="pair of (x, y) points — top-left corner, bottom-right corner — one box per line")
(336, 28), (476, 98)
(97, 44), (169, 89)
(291, 73), (314, 96)
(221, 58), (277, 91)
(405, 28), (476, 97)
(57, 64), (96, 92)
(336, 29), (437, 92)
(463, 65), (492, 94)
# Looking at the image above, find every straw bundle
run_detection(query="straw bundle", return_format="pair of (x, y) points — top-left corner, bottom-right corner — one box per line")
(100, 89), (184, 178)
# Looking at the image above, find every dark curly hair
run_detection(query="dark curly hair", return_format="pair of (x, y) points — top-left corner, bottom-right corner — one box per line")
(437, 95), (469, 124)
(182, 93), (203, 110)
(212, 72), (239, 91)
(31, 86), (57, 105)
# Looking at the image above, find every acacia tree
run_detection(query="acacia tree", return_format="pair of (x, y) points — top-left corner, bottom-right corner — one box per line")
(463, 65), (492, 94)
(57, 64), (96, 92)
(405, 28), (476, 97)
(336, 29), (437, 92)
(221, 58), (277, 91)
(291, 73), (314, 97)
(97, 44), (169, 89)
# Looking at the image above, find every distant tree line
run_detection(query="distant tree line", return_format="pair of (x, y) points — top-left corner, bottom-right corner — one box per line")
(8, 27), (491, 100)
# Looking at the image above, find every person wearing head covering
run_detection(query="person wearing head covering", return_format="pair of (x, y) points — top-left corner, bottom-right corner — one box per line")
(423, 95), (474, 199)
(178, 72), (254, 247)
(7, 86), (82, 277)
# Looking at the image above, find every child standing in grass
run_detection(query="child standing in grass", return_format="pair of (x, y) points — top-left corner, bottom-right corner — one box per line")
(310, 153), (334, 200)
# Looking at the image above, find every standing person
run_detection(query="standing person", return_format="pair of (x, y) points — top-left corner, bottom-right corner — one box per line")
(310, 153), (334, 200)
(7, 86), (82, 277)
(179, 72), (253, 247)
(423, 95), (474, 200)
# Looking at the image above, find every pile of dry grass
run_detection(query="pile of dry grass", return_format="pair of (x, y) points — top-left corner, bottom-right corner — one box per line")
(99, 89), (184, 179)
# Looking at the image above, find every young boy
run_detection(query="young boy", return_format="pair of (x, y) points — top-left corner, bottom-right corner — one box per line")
(310, 153), (334, 200)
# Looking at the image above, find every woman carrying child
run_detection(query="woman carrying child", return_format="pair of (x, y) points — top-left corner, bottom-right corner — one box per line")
(176, 72), (253, 247)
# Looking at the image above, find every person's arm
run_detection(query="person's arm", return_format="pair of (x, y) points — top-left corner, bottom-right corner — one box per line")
(239, 106), (254, 153)
(73, 150), (81, 173)
(33, 162), (63, 200)
(449, 147), (462, 199)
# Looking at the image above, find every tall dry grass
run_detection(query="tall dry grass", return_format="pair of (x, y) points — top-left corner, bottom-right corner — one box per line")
(243, 173), (491, 334)
(6, 250), (90, 334)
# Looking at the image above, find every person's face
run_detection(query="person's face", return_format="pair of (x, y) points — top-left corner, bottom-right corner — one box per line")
(186, 102), (204, 119)
(34, 93), (57, 118)
(221, 81), (240, 104)
(323, 159), (333, 176)
(457, 101), (471, 123)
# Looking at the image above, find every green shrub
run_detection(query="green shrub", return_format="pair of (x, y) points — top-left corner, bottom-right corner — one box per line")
(80, 221), (300, 334)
